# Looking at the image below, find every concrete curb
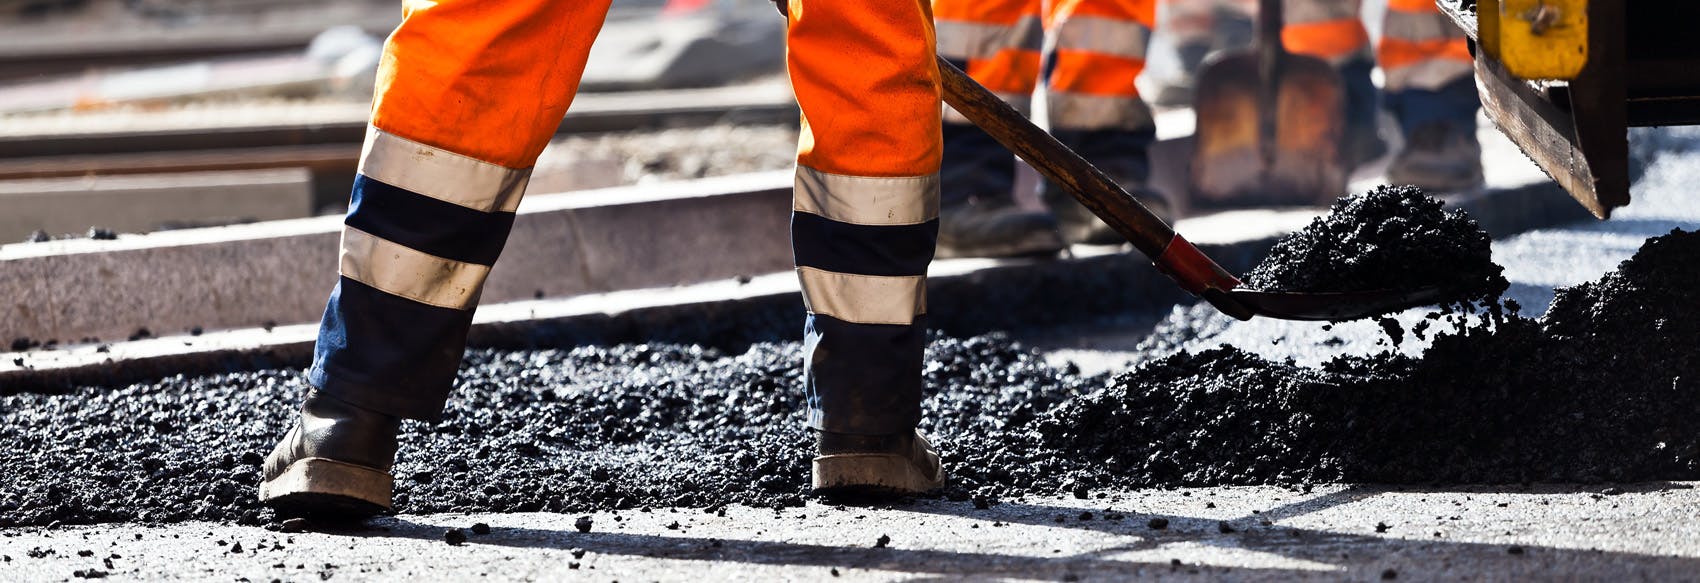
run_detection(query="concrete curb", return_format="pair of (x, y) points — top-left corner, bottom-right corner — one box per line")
(0, 171), (795, 346)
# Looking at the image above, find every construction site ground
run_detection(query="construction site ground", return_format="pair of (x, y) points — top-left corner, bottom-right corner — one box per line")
(4, 128), (1699, 581)
(6, 484), (1700, 581)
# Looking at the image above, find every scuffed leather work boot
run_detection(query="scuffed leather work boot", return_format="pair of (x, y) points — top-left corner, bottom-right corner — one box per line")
(1387, 121), (1484, 193)
(937, 196), (1067, 259)
(259, 390), (401, 517)
(812, 429), (945, 495)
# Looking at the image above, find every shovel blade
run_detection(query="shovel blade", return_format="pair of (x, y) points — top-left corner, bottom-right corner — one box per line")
(1189, 51), (1348, 209)
(1229, 286), (1450, 321)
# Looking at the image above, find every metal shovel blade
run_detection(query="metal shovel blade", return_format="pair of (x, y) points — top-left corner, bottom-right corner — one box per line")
(1189, 50), (1349, 208)
(1226, 286), (1452, 321)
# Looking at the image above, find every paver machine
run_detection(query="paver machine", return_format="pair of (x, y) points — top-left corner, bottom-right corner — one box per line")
(1438, 0), (1700, 218)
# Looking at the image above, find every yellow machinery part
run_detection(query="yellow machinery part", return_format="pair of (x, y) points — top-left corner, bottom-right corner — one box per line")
(1479, 0), (1588, 80)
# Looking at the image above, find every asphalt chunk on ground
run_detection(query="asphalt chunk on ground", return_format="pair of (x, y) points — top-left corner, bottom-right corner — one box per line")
(1242, 185), (1508, 307)
(1, 229), (1696, 527)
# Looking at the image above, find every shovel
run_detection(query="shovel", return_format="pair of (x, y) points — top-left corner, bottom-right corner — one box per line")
(1188, 0), (1348, 208)
(935, 56), (1442, 322)
(770, 2), (1442, 321)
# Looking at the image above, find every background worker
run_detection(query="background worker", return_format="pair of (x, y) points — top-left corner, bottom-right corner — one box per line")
(933, 0), (1481, 256)
(935, 0), (1173, 254)
(260, 0), (947, 516)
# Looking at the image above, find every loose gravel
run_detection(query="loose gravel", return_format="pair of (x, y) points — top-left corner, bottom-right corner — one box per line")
(1, 229), (1693, 529)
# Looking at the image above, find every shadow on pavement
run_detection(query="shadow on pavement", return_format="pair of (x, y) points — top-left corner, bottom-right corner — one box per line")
(342, 483), (1700, 579)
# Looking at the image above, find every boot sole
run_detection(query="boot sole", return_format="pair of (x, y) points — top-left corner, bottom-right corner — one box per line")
(259, 457), (393, 518)
(811, 453), (944, 496)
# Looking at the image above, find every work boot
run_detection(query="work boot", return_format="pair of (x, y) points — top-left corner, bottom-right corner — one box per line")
(1387, 121), (1484, 193)
(812, 430), (945, 495)
(1045, 182), (1172, 246)
(259, 390), (401, 518)
(937, 196), (1067, 259)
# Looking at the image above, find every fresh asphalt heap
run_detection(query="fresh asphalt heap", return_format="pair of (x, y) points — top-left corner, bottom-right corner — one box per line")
(2, 190), (1697, 528)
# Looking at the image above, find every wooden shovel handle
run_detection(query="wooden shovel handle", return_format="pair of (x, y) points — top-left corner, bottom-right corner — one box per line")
(936, 56), (1246, 311)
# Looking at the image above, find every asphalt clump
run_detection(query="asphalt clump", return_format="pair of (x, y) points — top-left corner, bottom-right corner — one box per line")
(1242, 185), (1507, 306)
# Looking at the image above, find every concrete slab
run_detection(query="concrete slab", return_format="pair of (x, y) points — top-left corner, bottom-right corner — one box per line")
(0, 168), (313, 241)
(2, 484), (1697, 580)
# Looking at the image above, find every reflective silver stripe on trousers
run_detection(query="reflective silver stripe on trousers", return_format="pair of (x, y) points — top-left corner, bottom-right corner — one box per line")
(1048, 91), (1155, 132)
(935, 16), (1044, 61)
(794, 166), (940, 226)
(1383, 59), (1474, 92)
(796, 267), (926, 326)
(1051, 15), (1151, 60)
(944, 92), (1032, 125)
(339, 226), (491, 310)
(1285, 0), (1358, 25)
(358, 126), (531, 213)
(1383, 10), (1466, 43)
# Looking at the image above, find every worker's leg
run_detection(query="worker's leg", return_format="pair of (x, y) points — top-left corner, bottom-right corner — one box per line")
(1156, 0), (1255, 106)
(931, 0), (1065, 258)
(789, 0), (944, 492)
(1283, 0), (1385, 168)
(1044, 0), (1169, 240)
(1379, 0), (1481, 190)
(264, 0), (613, 515)
(308, 0), (610, 419)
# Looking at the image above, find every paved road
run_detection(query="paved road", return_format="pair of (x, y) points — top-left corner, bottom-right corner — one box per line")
(4, 484), (1699, 580)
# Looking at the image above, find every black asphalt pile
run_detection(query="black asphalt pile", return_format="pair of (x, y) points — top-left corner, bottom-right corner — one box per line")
(1012, 229), (1700, 495)
(2, 231), (1695, 527)
(1242, 185), (1507, 306)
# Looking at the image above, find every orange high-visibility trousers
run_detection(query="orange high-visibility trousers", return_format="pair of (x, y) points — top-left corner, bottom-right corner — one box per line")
(311, 0), (942, 435)
(935, 0), (1158, 132)
(1376, 0), (1471, 91)
(933, 0), (1159, 201)
(1260, 0), (1472, 91)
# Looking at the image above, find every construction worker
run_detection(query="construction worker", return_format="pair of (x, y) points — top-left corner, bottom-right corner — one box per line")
(1159, 0), (1481, 188)
(260, 0), (945, 516)
(934, 0), (1171, 252)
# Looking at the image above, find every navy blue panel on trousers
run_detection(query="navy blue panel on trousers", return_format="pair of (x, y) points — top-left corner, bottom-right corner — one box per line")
(1050, 126), (1155, 185)
(309, 276), (473, 420)
(345, 175), (515, 266)
(791, 212), (936, 276)
(941, 121), (1018, 205)
(804, 313), (928, 435)
(1385, 76), (1481, 135)
(1339, 58), (1381, 137)
(940, 57), (1018, 206)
